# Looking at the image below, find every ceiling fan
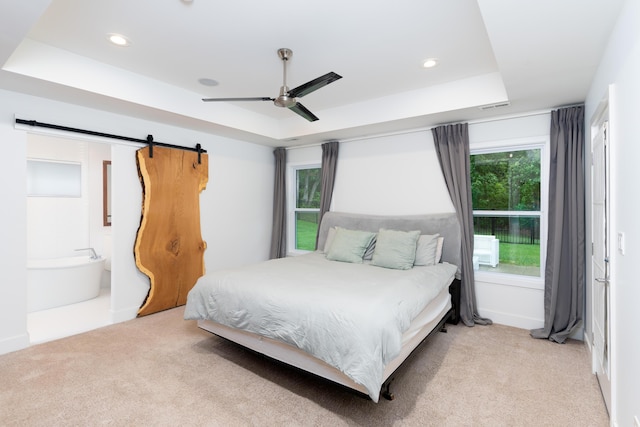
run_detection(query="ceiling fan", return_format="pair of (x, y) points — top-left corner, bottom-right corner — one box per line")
(202, 48), (342, 122)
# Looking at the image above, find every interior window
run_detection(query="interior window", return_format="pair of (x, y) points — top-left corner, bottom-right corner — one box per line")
(470, 148), (542, 277)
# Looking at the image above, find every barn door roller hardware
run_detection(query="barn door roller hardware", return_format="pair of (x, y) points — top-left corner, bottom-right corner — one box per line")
(15, 118), (207, 163)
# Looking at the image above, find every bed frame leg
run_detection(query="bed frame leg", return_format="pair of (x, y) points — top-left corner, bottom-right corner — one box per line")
(381, 377), (396, 401)
(440, 324), (448, 333)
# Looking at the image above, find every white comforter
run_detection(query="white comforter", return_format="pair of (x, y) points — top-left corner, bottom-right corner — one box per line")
(184, 252), (457, 401)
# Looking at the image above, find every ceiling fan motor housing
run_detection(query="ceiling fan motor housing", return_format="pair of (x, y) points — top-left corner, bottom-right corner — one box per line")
(274, 85), (296, 108)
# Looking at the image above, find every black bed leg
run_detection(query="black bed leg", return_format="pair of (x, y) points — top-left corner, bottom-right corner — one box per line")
(440, 324), (448, 333)
(381, 386), (395, 401)
(381, 377), (395, 401)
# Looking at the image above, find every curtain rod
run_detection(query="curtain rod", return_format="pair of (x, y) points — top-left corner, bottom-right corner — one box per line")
(15, 118), (207, 156)
(286, 106), (581, 150)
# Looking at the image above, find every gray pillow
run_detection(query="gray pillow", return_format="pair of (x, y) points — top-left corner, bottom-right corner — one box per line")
(326, 227), (376, 264)
(371, 229), (421, 270)
(414, 233), (440, 266)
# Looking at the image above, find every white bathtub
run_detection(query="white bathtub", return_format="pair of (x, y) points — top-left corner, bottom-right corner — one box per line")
(27, 256), (106, 312)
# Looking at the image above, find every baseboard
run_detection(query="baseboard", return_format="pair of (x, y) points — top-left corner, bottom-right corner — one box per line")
(110, 306), (139, 324)
(569, 326), (584, 341)
(583, 329), (592, 350)
(480, 308), (544, 330)
(0, 332), (30, 356)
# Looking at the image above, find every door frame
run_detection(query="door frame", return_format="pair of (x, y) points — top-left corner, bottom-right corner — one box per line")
(588, 92), (612, 416)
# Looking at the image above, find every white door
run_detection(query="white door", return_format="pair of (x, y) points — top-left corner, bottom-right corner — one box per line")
(591, 118), (611, 414)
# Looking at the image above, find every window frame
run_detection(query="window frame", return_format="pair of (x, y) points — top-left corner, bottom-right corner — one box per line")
(287, 162), (321, 255)
(470, 136), (549, 289)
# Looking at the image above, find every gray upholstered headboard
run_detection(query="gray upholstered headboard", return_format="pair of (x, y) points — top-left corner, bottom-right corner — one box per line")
(317, 211), (461, 276)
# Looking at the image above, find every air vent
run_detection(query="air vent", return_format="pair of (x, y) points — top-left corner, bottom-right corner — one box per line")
(479, 102), (511, 111)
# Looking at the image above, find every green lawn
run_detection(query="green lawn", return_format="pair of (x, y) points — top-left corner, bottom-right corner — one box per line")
(499, 242), (540, 266)
(296, 219), (318, 251)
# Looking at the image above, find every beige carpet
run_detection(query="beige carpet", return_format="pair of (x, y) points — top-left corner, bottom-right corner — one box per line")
(1, 307), (608, 426)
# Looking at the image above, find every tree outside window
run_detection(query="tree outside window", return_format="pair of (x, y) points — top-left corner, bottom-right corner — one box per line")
(294, 167), (321, 251)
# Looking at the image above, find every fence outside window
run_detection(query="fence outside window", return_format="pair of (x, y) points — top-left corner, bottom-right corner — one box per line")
(473, 213), (540, 245)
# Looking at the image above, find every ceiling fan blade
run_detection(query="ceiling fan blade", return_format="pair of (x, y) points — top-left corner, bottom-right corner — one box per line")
(288, 72), (342, 98)
(202, 97), (274, 102)
(289, 102), (319, 122)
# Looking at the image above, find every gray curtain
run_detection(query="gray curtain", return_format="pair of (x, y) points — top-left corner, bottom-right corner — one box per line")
(269, 147), (287, 259)
(531, 106), (585, 343)
(432, 123), (492, 326)
(315, 140), (339, 248)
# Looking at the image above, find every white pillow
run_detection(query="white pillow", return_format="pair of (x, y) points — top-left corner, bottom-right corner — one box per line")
(414, 234), (440, 266)
(435, 237), (445, 263)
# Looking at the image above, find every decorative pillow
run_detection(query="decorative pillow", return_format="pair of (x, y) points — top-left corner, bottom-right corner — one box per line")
(414, 233), (440, 266)
(371, 229), (421, 270)
(323, 227), (337, 253)
(435, 237), (445, 263)
(326, 227), (376, 263)
(363, 235), (377, 260)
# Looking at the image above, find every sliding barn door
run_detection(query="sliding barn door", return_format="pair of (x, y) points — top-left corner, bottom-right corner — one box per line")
(134, 145), (208, 316)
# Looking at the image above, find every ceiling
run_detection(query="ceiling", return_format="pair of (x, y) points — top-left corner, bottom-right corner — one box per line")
(0, 0), (625, 147)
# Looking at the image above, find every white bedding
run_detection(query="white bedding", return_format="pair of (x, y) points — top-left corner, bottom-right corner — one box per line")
(184, 251), (457, 401)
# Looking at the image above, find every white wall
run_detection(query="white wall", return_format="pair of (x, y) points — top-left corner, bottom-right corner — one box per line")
(585, 0), (640, 424)
(289, 132), (454, 215)
(332, 132), (454, 215)
(109, 143), (148, 321)
(289, 114), (549, 330)
(0, 89), (275, 354)
(0, 118), (28, 354)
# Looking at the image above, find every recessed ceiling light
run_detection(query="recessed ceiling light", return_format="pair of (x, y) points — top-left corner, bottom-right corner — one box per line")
(198, 78), (219, 87)
(422, 58), (439, 69)
(108, 33), (130, 47)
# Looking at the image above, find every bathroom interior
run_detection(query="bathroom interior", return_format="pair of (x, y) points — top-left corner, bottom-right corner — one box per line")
(26, 132), (113, 344)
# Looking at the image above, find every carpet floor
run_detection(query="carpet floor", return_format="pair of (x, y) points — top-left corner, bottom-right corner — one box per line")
(0, 306), (608, 426)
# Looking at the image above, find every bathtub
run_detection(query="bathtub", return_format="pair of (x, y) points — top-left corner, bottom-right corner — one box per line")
(27, 255), (106, 312)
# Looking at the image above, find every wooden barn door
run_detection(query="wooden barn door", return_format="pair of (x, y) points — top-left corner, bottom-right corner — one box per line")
(134, 145), (208, 316)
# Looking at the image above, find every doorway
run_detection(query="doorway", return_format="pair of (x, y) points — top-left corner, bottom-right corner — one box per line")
(26, 134), (113, 343)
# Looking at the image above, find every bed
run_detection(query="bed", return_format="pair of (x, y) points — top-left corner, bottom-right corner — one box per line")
(184, 211), (461, 402)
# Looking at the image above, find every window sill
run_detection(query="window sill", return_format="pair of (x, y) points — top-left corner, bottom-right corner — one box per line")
(474, 269), (544, 290)
(286, 250), (315, 257)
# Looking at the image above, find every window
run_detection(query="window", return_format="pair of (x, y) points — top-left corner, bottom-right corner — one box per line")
(27, 159), (82, 197)
(470, 144), (546, 278)
(288, 164), (321, 253)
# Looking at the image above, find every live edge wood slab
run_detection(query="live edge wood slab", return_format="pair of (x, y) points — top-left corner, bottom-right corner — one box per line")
(134, 146), (208, 316)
